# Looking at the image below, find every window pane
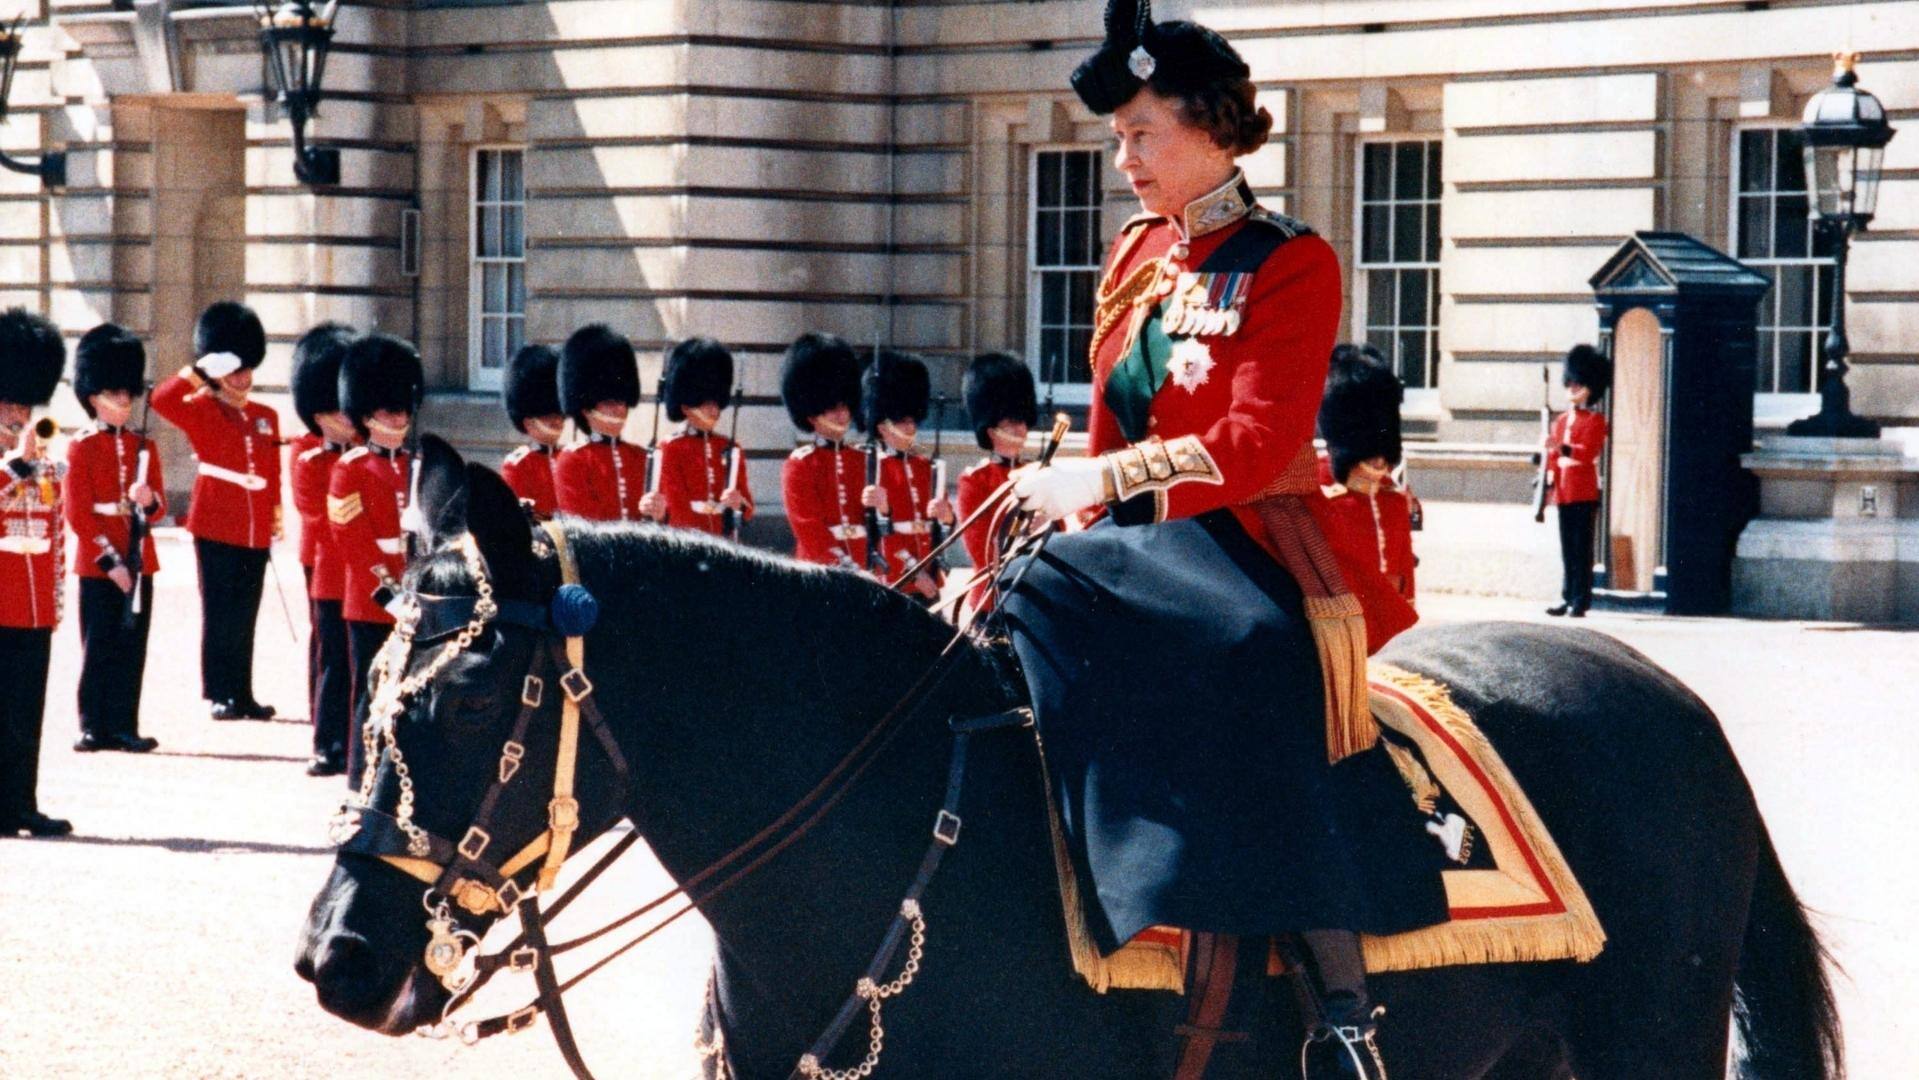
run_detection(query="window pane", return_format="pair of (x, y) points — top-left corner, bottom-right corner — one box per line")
(485, 263), (507, 313)
(1040, 271), (1065, 325)
(1424, 204), (1441, 263)
(1777, 265), (1811, 328)
(1399, 268), (1429, 327)
(504, 207), (524, 259)
(1362, 205), (1391, 264)
(1040, 328), (1066, 385)
(1753, 330), (1774, 392)
(1064, 209), (1089, 267)
(507, 263), (525, 314)
(1779, 330), (1813, 394)
(1038, 153), (1061, 209)
(479, 151), (499, 202)
(1068, 327), (1093, 383)
(1037, 209), (1061, 266)
(1398, 330), (1425, 382)
(1363, 144), (1391, 201)
(1069, 271), (1094, 327)
(1814, 264), (1836, 327)
(1394, 142), (1423, 200)
(1739, 131), (1772, 193)
(482, 318), (504, 368)
(1065, 152), (1091, 206)
(1773, 195), (1809, 257)
(1736, 196), (1770, 259)
(481, 207), (503, 258)
(503, 151), (524, 201)
(1393, 204), (1423, 262)
(1425, 142), (1442, 199)
(1775, 130), (1807, 192)
(1366, 271), (1394, 328)
(508, 317), (525, 356)
(1366, 328), (1394, 357)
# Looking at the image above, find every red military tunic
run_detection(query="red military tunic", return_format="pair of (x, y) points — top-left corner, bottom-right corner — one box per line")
(781, 438), (869, 568)
(293, 436), (349, 601)
(877, 450), (936, 575)
(1321, 473), (1416, 605)
(1085, 177), (1415, 652)
(658, 428), (754, 536)
(63, 424), (166, 581)
(955, 454), (1015, 570)
(500, 443), (559, 520)
(0, 453), (62, 629)
(555, 436), (650, 523)
(1547, 408), (1607, 505)
(151, 368), (281, 550)
(328, 446), (410, 625)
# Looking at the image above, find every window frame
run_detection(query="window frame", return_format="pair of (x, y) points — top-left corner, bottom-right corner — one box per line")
(1728, 121), (1830, 416)
(1350, 134), (1443, 408)
(467, 144), (528, 393)
(1025, 143), (1106, 409)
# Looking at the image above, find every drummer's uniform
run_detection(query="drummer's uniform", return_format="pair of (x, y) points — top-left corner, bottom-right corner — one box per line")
(328, 444), (409, 778)
(1320, 470), (1417, 605)
(151, 369), (282, 708)
(294, 434), (352, 766)
(0, 451), (63, 827)
(781, 436), (868, 568)
(876, 449), (937, 577)
(500, 442), (559, 520)
(554, 433), (649, 522)
(658, 428), (753, 535)
(1547, 406), (1607, 613)
(64, 423), (166, 743)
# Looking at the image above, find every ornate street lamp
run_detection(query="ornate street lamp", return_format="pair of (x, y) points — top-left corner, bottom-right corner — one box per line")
(1787, 53), (1897, 438)
(254, 1), (340, 186)
(0, 17), (66, 187)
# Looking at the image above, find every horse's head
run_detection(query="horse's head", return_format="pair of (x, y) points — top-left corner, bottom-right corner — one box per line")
(295, 435), (624, 1034)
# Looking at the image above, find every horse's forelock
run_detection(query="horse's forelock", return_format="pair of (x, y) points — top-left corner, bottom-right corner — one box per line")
(407, 544), (480, 596)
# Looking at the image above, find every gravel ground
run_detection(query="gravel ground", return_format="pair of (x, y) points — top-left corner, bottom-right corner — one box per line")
(0, 531), (1910, 1078)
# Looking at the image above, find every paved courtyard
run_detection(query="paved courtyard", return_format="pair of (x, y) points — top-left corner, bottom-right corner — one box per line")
(0, 528), (1913, 1078)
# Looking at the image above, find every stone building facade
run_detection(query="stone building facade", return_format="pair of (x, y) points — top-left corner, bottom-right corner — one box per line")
(10, 0), (1919, 517)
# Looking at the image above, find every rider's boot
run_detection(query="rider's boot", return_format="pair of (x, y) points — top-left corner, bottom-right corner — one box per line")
(1298, 929), (1387, 1080)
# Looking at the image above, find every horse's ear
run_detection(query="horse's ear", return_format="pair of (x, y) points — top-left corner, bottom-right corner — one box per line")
(415, 434), (470, 550)
(462, 462), (540, 600)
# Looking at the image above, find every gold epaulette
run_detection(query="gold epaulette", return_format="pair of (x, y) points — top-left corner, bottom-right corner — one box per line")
(339, 446), (370, 465)
(503, 445), (531, 465)
(327, 492), (364, 526)
(790, 443), (817, 460)
(297, 444), (329, 463)
(1246, 206), (1313, 239)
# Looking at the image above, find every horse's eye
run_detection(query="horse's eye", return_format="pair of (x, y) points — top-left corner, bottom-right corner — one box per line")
(446, 693), (499, 727)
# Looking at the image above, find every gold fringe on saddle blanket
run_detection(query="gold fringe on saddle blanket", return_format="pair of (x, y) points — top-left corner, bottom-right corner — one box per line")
(1050, 664), (1607, 994)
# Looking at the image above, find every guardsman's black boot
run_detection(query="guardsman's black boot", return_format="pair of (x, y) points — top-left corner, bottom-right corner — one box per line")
(1298, 930), (1387, 1079)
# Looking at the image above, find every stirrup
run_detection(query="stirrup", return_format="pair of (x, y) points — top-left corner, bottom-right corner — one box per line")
(1299, 1004), (1387, 1080)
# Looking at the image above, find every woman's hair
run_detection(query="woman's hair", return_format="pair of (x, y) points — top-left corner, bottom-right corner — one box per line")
(1169, 76), (1273, 156)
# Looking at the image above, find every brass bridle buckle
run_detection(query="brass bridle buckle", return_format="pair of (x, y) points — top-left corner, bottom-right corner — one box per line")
(548, 797), (581, 833)
(457, 826), (491, 862)
(508, 945), (539, 973)
(506, 1006), (538, 1035)
(560, 667), (593, 702)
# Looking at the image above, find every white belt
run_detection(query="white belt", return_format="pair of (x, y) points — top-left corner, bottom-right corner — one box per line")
(689, 500), (724, 516)
(891, 520), (930, 535)
(828, 523), (865, 541)
(92, 502), (127, 516)
(198, 462), (268, 492)
(375, 537), (405, 555)
(0, 536), (51, 555)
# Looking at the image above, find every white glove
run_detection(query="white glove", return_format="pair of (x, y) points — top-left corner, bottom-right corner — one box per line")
(1011, 456), (1111, 526)
(198, 352), (244, 379)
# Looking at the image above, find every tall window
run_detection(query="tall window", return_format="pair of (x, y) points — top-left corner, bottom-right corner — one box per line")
(1734, 127), (1836, 395)
(470, 147), (526, 391)
(1356, 139), (1442, 389)
(1029, 148), (1103, 394)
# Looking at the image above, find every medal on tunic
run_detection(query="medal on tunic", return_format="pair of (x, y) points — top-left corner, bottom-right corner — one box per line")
(1160, 272), (1252, 338)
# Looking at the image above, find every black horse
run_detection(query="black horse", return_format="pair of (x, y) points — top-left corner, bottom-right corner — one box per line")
(296, 448), (1841, 1079)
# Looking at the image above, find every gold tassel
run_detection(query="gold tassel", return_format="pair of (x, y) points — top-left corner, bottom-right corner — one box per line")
(1305, 594), (1374, 762)
(1381, 739), (1441, 815)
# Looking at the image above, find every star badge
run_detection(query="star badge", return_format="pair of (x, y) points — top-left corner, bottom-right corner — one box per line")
(1167, 338), (1215, 393)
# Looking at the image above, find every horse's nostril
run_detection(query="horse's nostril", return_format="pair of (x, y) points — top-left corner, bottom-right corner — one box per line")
(294, 947), (317, 983)
(312, 934), (381, 1007)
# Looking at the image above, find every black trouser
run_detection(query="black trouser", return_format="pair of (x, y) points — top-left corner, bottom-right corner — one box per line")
(345, 620), (392, 783)
(0, 626), (54, 823)
(194, 538), (269, 704)
(310, 597), (351, 763)
(1556, 500), (1598, 611)
(76, 575), (154, 740)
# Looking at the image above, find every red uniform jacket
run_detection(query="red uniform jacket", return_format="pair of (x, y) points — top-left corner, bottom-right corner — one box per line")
(294, 436), (350, 601)
(500, 443), (559, 520)
(1547, 408), (1607, 506)
(151, 369), (282, 550)
(1321, 475), (1417, 605)
(0, 453), (62, 629)
(555, 436), (650, 523)
(658, 429), (754, 536)
(328, 446), (410, 625)
(1086, 189), (1415, 651)
(63, 424), (166, 581)
(781, 438), (869, 568)
(955, 454), (1015, 570)
(877, 450), (937, 575)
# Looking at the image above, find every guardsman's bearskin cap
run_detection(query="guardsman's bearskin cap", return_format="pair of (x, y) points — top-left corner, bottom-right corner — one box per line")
(503, 343), (563, 433)
(0, 307), (66, 408)
(858, 349), (930, 434)
(338, 333), (425, 435)
(194, 300), (267, 370)
(663, 337), (734, 422)
(73, 323), (147, 419)
(558, 323), (641, 423)
(963, 351), (1038, 451)
(290, 322), (357, 436)
(1071, 0), (1251, 116)
(780, 332), (861, 433)
(1563, 344), (1613, 405)
(1318, 343), (1403, 485)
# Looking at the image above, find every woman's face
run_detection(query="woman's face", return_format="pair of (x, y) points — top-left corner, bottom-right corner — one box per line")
(1111, 88), (1238, 224)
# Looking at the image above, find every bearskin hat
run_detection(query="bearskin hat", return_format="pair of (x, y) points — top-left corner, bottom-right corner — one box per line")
(338, 333), (425, 435)
(1318, 343), (1403, 485)
(502, 343), (562, 433)
(290, 322), (356, 436)
(663, 337), (734, 423)
(558, 324), (640, 423)
(0, 307), (66, 409)
(779, 332), (861, 433)
(1071, 0), (1252, 116)
(1563, 344), (1613, 405)
(194, 300), (267, 370)
(73, 323), (147, 419)
(857, 349), (930, 434)
(963, 351), (1038, 451)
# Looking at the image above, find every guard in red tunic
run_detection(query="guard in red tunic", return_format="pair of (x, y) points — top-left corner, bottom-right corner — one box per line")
(65, 324), (166, 754)
(1318, 344), (1418, 606)
(328, 334), (423, 781)
(858, 350), (954, 598)
(779, 333), (870, 569)
(1546, 344), (1611, 617)
(955, 351), (1038, 572)
(151, 301), (282, 722)
(554, 324), (663, 524)
(500, 343), (563, 520)
(657, 337), (753, 536)
(0, 308), (73, 837)
(289, 322), (359, 776)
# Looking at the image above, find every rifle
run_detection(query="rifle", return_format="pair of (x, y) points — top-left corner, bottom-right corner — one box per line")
(928, 393), (948, 554)
(122, 384), (155, 629)
(863, 437), (889, 573)
(719, 382), (744, 543)
(644, 377), (665, 508)
(1530, 364), (1553, 524)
